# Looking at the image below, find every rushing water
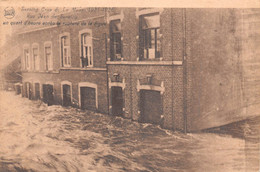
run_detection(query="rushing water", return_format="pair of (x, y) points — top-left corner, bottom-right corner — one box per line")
(0, 91), (258, 172)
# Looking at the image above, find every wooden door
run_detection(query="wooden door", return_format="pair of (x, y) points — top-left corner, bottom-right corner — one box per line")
(140, 90), (162, 124)
(80, 87), (96, 111)
(111, 86), (123, 116)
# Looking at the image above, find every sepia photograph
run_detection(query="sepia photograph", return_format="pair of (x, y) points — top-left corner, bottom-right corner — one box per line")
(0, 1), (259, 171)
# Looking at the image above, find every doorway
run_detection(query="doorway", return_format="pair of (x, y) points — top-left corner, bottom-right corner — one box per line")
(111, 86), (123, 116)
(34, 83), (40, 100)
(140, 90), (162, 124)
(42, 84), (54, 106)
(62, 84), (71, 106)
(80, 87), (96, 111)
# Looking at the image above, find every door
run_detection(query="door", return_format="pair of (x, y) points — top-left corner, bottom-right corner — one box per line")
(62, 84), (71, 106)
(111, 86), (123, 116)
(140, 90), (162, 124)
(42, 84), (54, 106)
(26, 82), (32, 100)
(80, 87), (96, 111)
(15, 85), (21, 95)
(34, 83), (40, 100)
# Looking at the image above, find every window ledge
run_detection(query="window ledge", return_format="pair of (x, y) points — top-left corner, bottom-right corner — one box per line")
(60, 67), (107, 71)
(22, 70), (59, 74)
(106, 60), (183, 66)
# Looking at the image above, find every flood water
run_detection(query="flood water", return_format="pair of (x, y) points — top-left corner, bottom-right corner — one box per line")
(0, 91), (259, 172)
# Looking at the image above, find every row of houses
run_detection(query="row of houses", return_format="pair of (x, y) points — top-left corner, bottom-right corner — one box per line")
(12, 8), (260, 132)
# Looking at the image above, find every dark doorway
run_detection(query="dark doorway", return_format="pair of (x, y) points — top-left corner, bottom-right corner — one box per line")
(42, 84), (54, 106)
(34, 83), (40, 100)
(15, 85), (21, 95)
(80, 87), (96, 111)
(26, 82), (33, 100)
(62, 84), (71, 107)
(140, 90), (162, 124)
(111, 86), (123, 116)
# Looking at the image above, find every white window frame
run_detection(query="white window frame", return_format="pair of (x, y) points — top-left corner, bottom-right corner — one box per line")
(44, 41), (53, 71)
(78, 82), (98, 109)
(59, 33), (71, 68)
(23, 44), (30, 70)
(79, 29), (93, 67)
(32, 43), (40, 71)
(61, 80), (73, 104)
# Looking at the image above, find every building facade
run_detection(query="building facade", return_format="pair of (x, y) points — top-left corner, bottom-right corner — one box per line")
(17, 8), (260, 132)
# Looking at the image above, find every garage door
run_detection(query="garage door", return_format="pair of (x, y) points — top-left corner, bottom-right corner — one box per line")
(140, 90), (162, 124)
(80, 87), (96, 111)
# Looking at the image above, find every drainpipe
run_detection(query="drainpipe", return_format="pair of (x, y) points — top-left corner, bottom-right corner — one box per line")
(105, 31), (110, 115)
(183, 9), (187, 133)
(171, 9), (175, 131)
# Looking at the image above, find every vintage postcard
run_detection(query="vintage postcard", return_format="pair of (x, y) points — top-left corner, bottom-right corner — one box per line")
(0, 0), (259, 171)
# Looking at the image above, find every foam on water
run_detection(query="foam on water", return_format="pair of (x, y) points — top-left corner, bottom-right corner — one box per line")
(0, 91), (256, 172)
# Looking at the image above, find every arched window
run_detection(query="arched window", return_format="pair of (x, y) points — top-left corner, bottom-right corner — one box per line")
(110, 19), (122, 61)
(32, 43), (39, 71)
(23, 44), (30, 70)
(79, 29), (93, 67)
(44, 41), (53, 71)
(60, 33), (71, 67)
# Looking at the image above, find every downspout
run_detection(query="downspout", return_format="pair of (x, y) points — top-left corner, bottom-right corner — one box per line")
(105, 9), (110, 115)
(183, 9), (187, 133)
(171, 9), (175, 131)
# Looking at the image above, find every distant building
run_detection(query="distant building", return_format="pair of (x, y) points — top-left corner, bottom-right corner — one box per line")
(16, 8), (260, 132)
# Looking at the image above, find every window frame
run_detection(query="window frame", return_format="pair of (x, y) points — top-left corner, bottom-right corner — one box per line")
(32, 43), (40, 71)
(59, 33), (71, 68)
(23, 44), (30, 70)
(79, 29), (93, 68)
(139, 12), (161, 60)
(44, 41), (53, 71)
(109, 19), (122, 61)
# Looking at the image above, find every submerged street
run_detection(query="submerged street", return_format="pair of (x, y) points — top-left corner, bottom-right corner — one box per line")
(0, 91), (259, 172)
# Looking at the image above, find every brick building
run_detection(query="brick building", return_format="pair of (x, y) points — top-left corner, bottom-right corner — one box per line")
(17, 8), (260, 132)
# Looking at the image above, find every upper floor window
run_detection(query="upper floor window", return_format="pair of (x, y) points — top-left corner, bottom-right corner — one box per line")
(80, 30), (93, 67)
(23, 47), (30, 70)
(60, 34), (71, 67)
(44, 42), (53, 71)
(139, 13), (161, 60)
(32, 43), (39, 71)
(110, 19), (122, 61)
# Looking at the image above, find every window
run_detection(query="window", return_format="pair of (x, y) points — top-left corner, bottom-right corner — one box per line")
(139, 13), (161, 59)
(61, 35), (71, 67)
(110, 19), (122, 61)
(32, 44), (39, 71)
(80, 31), (93, 67)
(24, 48), (30, 70)
(44, 42), (53, 71)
